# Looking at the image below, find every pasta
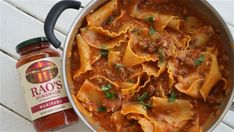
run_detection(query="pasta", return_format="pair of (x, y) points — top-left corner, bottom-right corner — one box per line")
(70, 0), (230, 131)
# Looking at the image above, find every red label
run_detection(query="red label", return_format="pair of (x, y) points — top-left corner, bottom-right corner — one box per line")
(31, 97), (69, 113)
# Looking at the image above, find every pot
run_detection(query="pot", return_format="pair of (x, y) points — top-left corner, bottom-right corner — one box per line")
(44, 0), (234, 131)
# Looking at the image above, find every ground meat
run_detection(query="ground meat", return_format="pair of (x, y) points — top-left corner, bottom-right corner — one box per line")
(119, 67), (129, 81)
(218, 54), (229, 64)
(207, 96), (218, 104)
(137, 38), (165, 54)
(114, 65), (131, 81)
(146, 84), (156, 96)
(199, 60), (211, 76)
(102, 69), (116, 81)
(178, 57), (194, 67)
(154, 87), (161, 97)
(102, 99), (122, 112)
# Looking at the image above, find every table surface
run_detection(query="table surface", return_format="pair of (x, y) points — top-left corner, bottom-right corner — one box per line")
(0, 0), (234, 131)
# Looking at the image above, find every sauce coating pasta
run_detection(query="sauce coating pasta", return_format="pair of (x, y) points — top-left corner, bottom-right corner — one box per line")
(70, 0), (230, 131)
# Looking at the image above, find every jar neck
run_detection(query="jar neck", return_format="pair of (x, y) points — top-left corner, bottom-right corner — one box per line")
(18, 42), (50, 56)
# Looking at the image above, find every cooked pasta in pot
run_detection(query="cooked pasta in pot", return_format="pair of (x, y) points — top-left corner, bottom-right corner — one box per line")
(70, 0), (230, 131)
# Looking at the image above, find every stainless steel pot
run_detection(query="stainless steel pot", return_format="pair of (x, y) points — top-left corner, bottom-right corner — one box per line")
(44, 0), (234, 131)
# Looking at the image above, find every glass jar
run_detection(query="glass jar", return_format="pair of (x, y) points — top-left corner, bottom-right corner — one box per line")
(16, 37), (78, 132)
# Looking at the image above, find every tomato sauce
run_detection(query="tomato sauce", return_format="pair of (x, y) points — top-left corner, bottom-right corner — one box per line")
(16, 37), (78, 132)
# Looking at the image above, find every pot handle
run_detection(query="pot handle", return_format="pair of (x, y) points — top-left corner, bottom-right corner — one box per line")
(44, 0), (82, 48)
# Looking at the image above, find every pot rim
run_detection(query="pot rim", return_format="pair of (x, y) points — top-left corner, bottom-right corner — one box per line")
(62, 0), (234, 132)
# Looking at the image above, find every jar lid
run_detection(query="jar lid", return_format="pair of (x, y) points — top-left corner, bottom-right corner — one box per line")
(16, 37), (49, 53)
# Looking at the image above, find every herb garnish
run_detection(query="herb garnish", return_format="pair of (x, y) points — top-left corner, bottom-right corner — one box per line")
(194, 55), (205, 66)
(139, 100), (152, 110)
(106, 16), (114, 24)
(101, 83), (112, 91)
(98, 106), (107, 112)
(105, 91), (114, 99)
(137, 92), (149, 101)
(144, 16), (155, 23)
(149, 25), (156, 35)
(100, 48), (109, 58)
(168, 91), (177, 103)
(114, 63), (123, 70)
(137, 92), (152, 110)
(158, 48), (165, 64)
(101, 83), (115, 99)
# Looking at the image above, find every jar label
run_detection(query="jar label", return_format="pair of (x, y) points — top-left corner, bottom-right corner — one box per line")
(17, 57), (72, 120)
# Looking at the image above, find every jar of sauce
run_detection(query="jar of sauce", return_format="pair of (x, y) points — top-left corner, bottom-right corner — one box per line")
(16, 37), (78, 132)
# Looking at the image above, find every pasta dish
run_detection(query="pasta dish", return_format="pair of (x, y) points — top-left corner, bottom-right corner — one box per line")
(69, 0), (230, 131)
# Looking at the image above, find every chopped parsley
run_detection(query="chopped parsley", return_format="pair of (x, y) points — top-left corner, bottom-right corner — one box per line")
(137, 92), (152, 110)
(194, 55), (205, 66)
(105, 91), (114, 99)
(101, 83), (112, 91)
(98, 106), (107, 112)
(137, 92), (149, 101)
(114, 63), (123, 70)
(101, 83), (115, 99)
(100, 48), (109, 58)
(149, 25), (156, 35)
(168, 91), (177, 103)
(139, 100), (152, 110)
(158, 48), (165, 64)
(149, 16), (155, 23)
(144, 16), (155, 23)
(106, 16), (114, 24)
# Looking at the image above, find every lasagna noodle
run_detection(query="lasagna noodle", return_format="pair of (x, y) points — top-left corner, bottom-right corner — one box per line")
(121, 75), (141, 95)
(123, 32), (172, 67)
(138, 118), (154, 132)
(190, 26), (214, 48)
(86, 0), (117, 27)
(170, 31), (191, 50)
(130, 0), (158, 20)
(108, 51), (121, 68)
(111, 111), (138, 132)
(175, 73), (203, 98)
(167, 68), (175, 89)
(74, 34), (92, 79)
(72, 95), (101, 130)
(92, 26), (129, 38)
(177, 78), (204, 98)
(123, 38), (147, 66)
(89, 75), (119, 88)
(142, 61), (166, 78)
(108, 10), (133, 35)
(73, 95), (93, 118)
(121, 74), (150, 96)
(167, 17), (181, 31)
(76, 80), (103, 112)
(137, 75), (151, 94)
(154, 14), (177, 31)
(121, 102), (149, 119)
(130, 1), (180, 31)
(191, 33), (210, 48)
(184, 16), (200, 33)
(200, 54), (222, 100)
(150, 119), (176, 132)
(151, 97), (193, 127)
(81, 27), (126, 49)
(188, 116), (203, 132)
